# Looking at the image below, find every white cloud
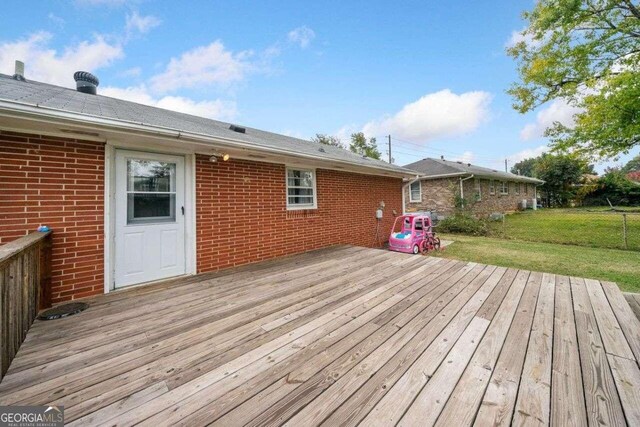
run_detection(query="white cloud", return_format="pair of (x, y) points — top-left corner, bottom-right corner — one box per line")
(505, 28), (543, 49)
(120, 66), (141, 77)
(507, 144), (549, 163)
(125, 12), (161, 36)
(520, 100), (582, 140)
(101, 85), (237, 121)
(47, 13), (65, 29)
(362, 89), (493, 142)
(0, 31), (123, 87)
(334, 125), (358, 145)
(74, 0), (128, 6)
(453, 151), (475, 164)
(482, 145), (548, 172)
(150, 41), (253, 92)
(288, 26), (315, 48)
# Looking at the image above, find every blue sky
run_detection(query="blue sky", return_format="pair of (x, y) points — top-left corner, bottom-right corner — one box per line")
(1, 0), (637, 172)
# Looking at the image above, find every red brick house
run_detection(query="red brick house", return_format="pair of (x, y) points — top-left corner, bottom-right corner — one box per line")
(403, 158), (543, 218)
(0, 69), (414, 303)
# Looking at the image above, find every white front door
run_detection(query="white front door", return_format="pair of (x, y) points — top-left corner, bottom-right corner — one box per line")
(114, 150), (186, 288)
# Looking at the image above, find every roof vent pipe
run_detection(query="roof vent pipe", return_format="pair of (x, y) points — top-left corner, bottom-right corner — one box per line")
(73, 71), (99, 95)
(229, 124), (246, 134)
(13, 60), (25, 81)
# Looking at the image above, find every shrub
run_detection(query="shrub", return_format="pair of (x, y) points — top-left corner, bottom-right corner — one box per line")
(437, 214), (490, 236)
(582, 170), (640, 206)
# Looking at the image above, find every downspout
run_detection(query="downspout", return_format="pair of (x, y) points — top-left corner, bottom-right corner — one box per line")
(459, 174), (474, 207)
(402, 175), (421, 215)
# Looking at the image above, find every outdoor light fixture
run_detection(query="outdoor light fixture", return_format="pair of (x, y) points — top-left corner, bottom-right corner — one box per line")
(209, 152), (230, 162)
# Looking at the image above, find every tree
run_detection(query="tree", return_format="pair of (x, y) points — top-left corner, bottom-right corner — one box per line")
(512, 154), (595, 178)
(511, 157), (538, 177)
(508, 0), (640, 159)
(582, 168), (640, 206)
(349, 132), (382, 160)
(311, 134), (343, 148)
(534, 153), (593, 206)
(622, 154), (640, 173)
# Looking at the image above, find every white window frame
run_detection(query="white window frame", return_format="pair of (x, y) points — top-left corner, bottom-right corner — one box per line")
(409, 180), (422, 203)
(474, 179), (482, 201)
(489, 180), (495, 195)
(500, 181), (509, 195)
(286, 167), (318, 210)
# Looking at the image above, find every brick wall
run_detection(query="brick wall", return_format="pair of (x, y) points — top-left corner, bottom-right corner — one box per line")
(461, 178), (537, 216)
(405, 178), (459, 217)
(0, 131), (105, 303)
(405, 177), (538, 218)
(0, 135), (402, 301)
(195, 155), (403, 273)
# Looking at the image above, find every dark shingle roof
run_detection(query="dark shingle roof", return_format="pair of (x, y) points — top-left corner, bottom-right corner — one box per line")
(404, 157), (544, 184)
(0, 74), (414, 176)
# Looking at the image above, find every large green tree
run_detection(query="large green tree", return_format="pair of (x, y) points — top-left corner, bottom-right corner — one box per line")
(509, 0), (640, 159)
(511, 157), (538, 177)
(512, 153), (595, 206)
(535, 154), (594, 206)
(349, 132), (382, 160)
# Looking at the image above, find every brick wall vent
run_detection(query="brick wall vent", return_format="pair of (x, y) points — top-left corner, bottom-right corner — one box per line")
(286, 210), (319, 220)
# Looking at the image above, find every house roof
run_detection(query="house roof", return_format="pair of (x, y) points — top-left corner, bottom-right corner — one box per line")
(0, 73), (416, 177)
(404, 157), (544, 184)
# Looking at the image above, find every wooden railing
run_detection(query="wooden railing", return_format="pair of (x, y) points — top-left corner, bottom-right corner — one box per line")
(0, 231), (52, 380)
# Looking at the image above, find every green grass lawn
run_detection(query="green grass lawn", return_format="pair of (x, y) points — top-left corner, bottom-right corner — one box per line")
(434, 234), (640, 292)
(496, 208), (640, 250)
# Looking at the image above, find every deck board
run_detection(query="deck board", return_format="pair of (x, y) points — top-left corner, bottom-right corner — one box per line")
(0, 245), (638, 426)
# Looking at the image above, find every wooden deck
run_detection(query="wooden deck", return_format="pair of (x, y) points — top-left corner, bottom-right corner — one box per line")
(1, 245), (640, 426)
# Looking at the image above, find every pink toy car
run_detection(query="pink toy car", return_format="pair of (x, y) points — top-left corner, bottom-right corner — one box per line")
(388, 214), (438, 254)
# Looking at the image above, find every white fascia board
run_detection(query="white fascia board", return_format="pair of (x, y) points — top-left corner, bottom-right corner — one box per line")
(406, 172), (467, 181)
(0, 99), (414, 179)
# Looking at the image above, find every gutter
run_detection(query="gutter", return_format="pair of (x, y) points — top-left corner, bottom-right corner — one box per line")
(405, 172), (467, 181)
(0, 99), (415, 179)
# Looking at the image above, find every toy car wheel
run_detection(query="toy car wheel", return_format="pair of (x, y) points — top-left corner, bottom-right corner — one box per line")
(434, 237), (441, 250)
(412, 244), (420, 254)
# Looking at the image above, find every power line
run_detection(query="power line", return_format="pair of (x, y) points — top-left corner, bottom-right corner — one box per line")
(387, 140), (505, 163)
(383, 135), (506, 163)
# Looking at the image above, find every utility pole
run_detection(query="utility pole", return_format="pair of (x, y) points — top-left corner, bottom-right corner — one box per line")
(388, 135), (392, 164)
(504, 158), (508, 173)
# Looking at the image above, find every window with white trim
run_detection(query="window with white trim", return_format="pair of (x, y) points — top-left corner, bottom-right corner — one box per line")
(286, 168), (317, 210)
(500, 181), (509, 195)
(489, 180), (495, 195)
(474, 179), (482, 201)
(409, 181), (421, 203)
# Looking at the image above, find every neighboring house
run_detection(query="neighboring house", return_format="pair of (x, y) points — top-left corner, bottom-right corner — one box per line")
(627, 171), (640, 182)
(0, 67), (416, 303)
(403, 157), (544, 217)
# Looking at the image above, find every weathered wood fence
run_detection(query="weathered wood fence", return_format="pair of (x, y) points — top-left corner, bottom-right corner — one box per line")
(0, 231), (52, 380)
